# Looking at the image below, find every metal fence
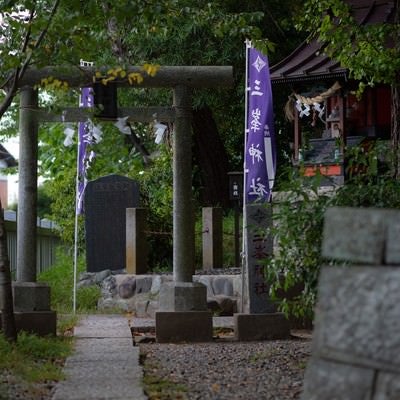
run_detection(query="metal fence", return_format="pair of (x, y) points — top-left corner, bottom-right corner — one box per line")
(4, 210), (62, 277)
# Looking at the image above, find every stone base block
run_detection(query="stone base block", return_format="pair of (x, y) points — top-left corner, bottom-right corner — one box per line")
(12, 282), (51, 312)
(301, 357), (374, 400)
(234, 313), (290, 341)
(0, 311), (57, 336)
(156, 311), (212, 343)
(312, 266), (400, 369)
(159, 282), (207, 311)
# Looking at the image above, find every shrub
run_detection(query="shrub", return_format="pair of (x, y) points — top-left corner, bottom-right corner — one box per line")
(38, 250), (100, 313)
(266, 170), (332, 320)
(266, 141), (400, 320)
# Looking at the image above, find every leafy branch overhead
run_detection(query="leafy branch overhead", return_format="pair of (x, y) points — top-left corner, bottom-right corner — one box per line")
(0, 1), (161, 118)
(298, 0), (400, 87)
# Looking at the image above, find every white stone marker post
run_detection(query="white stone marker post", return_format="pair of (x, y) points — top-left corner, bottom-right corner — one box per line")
(126, 207), (148, 274)
(202, 207), (223, 270)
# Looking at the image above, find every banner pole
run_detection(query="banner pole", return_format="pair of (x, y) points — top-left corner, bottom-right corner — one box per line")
(241, 39), (252, 313)
(72, 135), (80, 314)
(72, 62), (95, 314)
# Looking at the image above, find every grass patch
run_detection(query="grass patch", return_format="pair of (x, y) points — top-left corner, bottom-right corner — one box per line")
(143, 373), (188, 399)
(57, 314), (79, 337)
(143, 373), (188, 400)
(38, 251), (101, 313)
(213, 327), (234, 337)
(140, 353), (188, 400)
(0, 331), (73, 384)
(297, 360), (308, 369)
(249, 349), (279, 363)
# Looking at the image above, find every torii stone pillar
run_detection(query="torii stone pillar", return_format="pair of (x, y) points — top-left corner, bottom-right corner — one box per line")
(17, 87), (38, 282)
(156, 85), (212, 342)
(14, 87), (56, 336)
(172, 85), (194, 282)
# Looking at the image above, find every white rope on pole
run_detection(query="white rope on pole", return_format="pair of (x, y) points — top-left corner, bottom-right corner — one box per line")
(73, 60), (94, 314)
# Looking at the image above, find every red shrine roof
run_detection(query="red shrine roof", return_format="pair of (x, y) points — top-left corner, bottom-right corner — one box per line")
(270, 0), (395, 84)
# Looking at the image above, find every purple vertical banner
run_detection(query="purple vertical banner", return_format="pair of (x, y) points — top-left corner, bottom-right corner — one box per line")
(245, 46), (276, 203)
(76, 87), (94, 214)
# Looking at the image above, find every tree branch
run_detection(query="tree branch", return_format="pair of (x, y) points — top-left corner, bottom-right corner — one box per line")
(102, 3), (127, 63)
(18, 0), (61, 81)
(0, 0), (60, 120)
(20, 4), (36, 54)
(126, 122), (151, 166)
(0, 68), (20, 119)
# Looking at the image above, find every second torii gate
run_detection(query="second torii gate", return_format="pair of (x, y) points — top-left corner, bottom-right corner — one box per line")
(16, 65), (233, 340)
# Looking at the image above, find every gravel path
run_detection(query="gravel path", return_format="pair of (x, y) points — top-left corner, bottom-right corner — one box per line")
(140, 336), (311, 400)
(2, 319), (311, 400)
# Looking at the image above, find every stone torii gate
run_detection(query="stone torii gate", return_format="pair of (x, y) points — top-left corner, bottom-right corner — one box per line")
(16, 66), (233, 340)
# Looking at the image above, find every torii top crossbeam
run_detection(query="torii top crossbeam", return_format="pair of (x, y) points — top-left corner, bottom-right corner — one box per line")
(18, 66), (233, 89)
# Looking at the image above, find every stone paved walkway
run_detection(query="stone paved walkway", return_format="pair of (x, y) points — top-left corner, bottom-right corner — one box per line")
(129, 316), (234, 330)
(52, 314), (147, 400)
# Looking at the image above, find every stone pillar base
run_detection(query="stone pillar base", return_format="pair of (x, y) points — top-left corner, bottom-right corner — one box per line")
(0, 311), (57, 336)
(156, 311), (212, 343)
(4, 282), (57, 336)
(234, 313), (290, 341)
(159, 282), (207, 311)
(12, 282), (51, 311)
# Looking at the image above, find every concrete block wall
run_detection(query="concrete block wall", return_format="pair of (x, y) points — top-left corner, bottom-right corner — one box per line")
(302, 207), (400, 400)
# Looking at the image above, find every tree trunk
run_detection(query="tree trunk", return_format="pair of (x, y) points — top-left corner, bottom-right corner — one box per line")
(0, 203), (17, 342)
(192, 106), (231, 208)
(392, 79), (400, 178)
(391, 0), (400, 177)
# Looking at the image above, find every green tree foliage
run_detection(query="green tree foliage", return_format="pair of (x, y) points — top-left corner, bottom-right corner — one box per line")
(131, 147), (174, 269)
(109, 0), (302, 168)
(41, 166), (78, 246)
(298, 0), (399, 87)
(37, 183), (52, 217)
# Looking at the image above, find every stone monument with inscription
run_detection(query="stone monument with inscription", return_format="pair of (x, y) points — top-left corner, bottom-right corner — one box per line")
(234, 203), (290, 341)
(242, 204), (276, 314)
(84, 175), (140, 272)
